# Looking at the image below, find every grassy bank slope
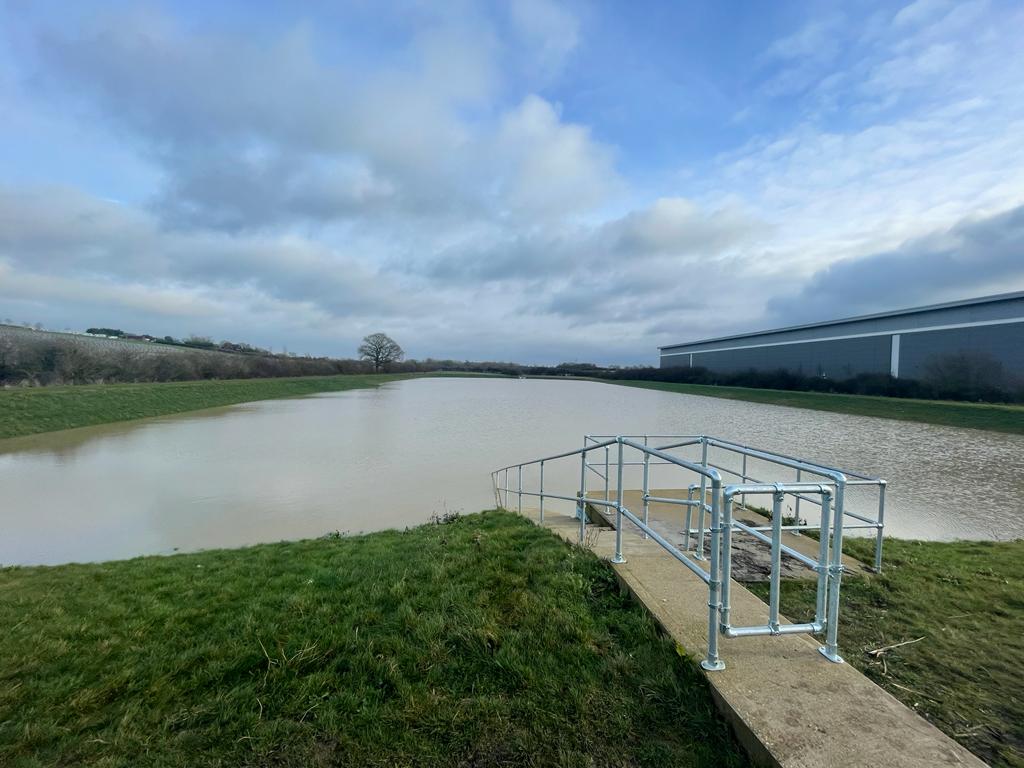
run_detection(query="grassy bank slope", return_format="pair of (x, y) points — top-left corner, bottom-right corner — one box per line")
(0, 374), (416, 439)
(749, 538), (1024, 768)
(605, 379), (1024, 434)
(0, 512), (745, 767)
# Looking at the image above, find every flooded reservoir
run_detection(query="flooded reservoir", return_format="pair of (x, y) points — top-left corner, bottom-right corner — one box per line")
(2, 377), (1022, 565)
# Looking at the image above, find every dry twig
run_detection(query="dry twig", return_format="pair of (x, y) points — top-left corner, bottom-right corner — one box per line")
(866, 636), (925, 658)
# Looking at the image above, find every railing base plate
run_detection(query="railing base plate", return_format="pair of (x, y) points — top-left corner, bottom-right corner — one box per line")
(818, 646), (844, 664)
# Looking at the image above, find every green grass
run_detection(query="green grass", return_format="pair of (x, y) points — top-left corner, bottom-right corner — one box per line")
(0, 374), (419, 440)
(748, 538), (1024, 768)
(0, 511), (747, 767)
(604, 379), (1024, 434)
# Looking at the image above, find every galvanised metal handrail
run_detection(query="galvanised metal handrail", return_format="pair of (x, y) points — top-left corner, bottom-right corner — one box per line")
(585, 434), (887, 572)
(492, 434), (887, 670)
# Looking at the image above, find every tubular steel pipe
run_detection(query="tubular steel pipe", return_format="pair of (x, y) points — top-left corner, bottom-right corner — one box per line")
(604, 445), (610, 501)
(725, 622), (822, 638)
(644, 495), (701, 506)
(719, 494), (735, 632)
(612, 439), (626, 563)
(795, 468), (802, 528)
(495, 437), (618, 474)
(705, 437), (880, 482)
(769, 489), (784, 633)
(642, 449), (651, 539)
(820, 477), (847, 664)
(578, 449), (587, 543)
(874, 481), (887, 573)
(702, 480), (725, 672)
(815, 490), (832, 630)
(517, 465), (523, 514)
(617, 438), (722, 482)
(539, 461), (545, 523)
(697, 437), (709, 559)
(741, 452), (748, 509)
(684, 484), (698, 551)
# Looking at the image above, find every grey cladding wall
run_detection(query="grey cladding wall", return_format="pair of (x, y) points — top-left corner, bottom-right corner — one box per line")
(659, 293), (1024, 380)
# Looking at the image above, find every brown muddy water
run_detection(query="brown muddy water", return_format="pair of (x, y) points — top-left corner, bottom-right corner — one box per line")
(1, 377), (1022, 565)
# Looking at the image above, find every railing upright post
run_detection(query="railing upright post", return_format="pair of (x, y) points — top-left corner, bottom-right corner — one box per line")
(612, 439), (625, 563)
(642, 450), (650, 540)
(539, 460), (545, 523)
(741, 452), (747, 509)
(517, 465), (523, 514)
(684, 484), (696, 551)
(578, 449), (587, 543)
(874, 481), (886, 572)
(696, 437), (709, 559)
(719, 492), (734, 632)
(702, 479), (725, 671)
(504, 468), (509, 509)
(819, 477), (846, 663)
(795, 468), (802, 532)
(815, 489), (832, 629)
(768, 488), (785, 633)
(604, 445), (610, 502)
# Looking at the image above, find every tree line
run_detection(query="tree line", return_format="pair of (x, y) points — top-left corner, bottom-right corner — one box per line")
(1, 324), (1019, 404)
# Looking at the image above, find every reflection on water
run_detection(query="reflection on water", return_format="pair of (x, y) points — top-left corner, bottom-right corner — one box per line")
(1, 378), (1022, 565)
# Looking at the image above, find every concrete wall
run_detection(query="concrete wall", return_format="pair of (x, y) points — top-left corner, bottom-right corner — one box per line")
(659, 294), (1024, 380)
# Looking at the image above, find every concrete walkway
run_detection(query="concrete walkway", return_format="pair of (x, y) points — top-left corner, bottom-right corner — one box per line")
(521, 507), (986, 768)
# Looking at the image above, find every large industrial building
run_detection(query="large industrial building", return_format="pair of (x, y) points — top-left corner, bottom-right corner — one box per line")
(659, 292), (1024, 380)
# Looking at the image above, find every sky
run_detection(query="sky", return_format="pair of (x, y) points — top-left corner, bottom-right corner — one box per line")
(1, 0), (1023, 365)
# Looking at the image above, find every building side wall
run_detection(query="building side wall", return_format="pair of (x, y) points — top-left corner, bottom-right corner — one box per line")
(661, 335), (892, 377)
(899, 323), (1024, 378)
(659, 319), (1024, 379)
(660, 295), (1024, 355)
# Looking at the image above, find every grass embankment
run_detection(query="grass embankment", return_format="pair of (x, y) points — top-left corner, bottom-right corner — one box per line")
(605, 379), (1024, 434)
(0, 511), (745, 767)
(0, 374), (417, 440)
(748, 538), (1024, 768)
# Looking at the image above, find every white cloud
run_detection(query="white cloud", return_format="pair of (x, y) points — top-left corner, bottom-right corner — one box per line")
(3, 2), (1024, 364)
(493, 94), (619, 218)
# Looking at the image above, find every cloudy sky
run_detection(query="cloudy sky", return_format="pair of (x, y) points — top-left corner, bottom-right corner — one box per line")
(2, 0), (1024, 364)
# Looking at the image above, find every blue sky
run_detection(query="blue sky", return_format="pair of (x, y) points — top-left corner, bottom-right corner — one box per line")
(2, 0), (1023, 363)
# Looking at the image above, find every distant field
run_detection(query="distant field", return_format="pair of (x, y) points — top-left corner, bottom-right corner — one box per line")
(604, 379), (1024, 434)
(0, 324), (229, 358)
(0, 374), (416, 439)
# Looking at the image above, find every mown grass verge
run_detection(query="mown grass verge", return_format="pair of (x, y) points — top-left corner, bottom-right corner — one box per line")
(603, 379), (1024, 434)
(0, 511), (746, 767)
(0, 374), (419, 440)
(748, 537), (1024, 768)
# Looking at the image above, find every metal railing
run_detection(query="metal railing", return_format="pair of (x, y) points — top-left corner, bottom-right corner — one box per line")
(583, 434), (887, 572)
(492, 434), (888, 670)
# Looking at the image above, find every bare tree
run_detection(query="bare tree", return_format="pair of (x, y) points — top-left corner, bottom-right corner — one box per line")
(358, 333), (404, 372)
